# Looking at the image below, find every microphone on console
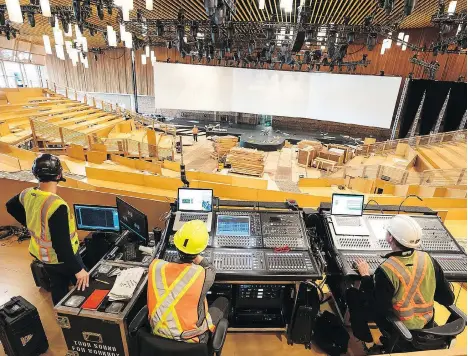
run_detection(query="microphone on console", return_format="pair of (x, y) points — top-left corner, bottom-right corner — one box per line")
(397, 194), (423, 215)
(364, 199), (384, 214)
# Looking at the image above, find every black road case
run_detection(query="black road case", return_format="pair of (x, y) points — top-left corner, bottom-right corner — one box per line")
(0, 296), (49, 356)
(55, 261), (148, 356)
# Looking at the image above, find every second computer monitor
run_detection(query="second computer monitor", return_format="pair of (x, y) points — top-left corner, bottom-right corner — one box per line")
(74, 204), (120, 232)
(178, 188), (213, 212)
(331, 194), (364, 216)
(116, 197), (149, 245)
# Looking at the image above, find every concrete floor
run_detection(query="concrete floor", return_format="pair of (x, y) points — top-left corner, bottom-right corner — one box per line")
(176, 135), (324, 192)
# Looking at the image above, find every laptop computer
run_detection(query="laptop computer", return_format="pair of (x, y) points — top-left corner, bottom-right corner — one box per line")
(173, 188), (213, 232)
(330, 193), (369, 236)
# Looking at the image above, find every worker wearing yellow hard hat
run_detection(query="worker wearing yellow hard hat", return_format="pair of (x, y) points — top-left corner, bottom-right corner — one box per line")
(346, 215), (454, 353)
(147, 220), (229, 343)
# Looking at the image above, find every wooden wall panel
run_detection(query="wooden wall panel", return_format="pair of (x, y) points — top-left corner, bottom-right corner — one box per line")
(45, 28), (467, 98)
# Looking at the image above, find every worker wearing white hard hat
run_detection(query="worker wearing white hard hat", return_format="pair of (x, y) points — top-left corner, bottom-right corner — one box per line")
(347, 215), (455, 352)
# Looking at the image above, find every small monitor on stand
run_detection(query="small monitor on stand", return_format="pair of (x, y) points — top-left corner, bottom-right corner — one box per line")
(116, 197), (149, 246)
(74, 204), (120, 233)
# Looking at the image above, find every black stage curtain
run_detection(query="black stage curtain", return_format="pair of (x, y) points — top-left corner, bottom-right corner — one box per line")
(398, 80), (467, 138)
(398, 80), (427, 138)
(443, 82), (467, 132)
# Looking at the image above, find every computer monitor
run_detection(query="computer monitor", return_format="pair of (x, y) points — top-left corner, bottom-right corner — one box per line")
(331, 194), (364, 216)
(74, 204), (120, 232)
(116, 197), (149, 245)
(177, 188), (213, 212)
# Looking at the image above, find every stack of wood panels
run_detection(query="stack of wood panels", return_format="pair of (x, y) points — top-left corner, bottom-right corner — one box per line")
(297, 146), (316, 167)
(297, 140), (321, 167)
(211, 135), (238, 159)
(227, 147), (265, 177)
(297, 140), (322, 150)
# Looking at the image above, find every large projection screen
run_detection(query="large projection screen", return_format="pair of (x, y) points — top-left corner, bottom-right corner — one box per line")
(154, 62), (402, 128)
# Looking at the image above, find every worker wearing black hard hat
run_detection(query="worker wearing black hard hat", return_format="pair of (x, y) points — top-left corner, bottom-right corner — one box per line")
(6, 154), (89, 305)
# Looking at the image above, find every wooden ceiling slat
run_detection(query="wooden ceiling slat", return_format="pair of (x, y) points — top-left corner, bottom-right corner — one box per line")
(246, 0), (261, 23)
(322, 0), (336, 25)
(309, 0), (319, 24)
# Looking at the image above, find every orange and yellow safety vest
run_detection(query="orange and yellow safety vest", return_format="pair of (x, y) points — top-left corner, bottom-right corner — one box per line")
(19, 188), (79, 264)
(148, 259), (215, 343)
(380, 250), (436, 330)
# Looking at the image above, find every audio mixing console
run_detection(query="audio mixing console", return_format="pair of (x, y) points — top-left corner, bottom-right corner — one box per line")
(163, 248), (320, 280)
(168, 210), (309, 250)
(338, 251), (467, 281)
(322, 212), (466, 281)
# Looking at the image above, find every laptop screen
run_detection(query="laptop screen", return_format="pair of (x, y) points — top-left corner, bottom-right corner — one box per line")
(331, 194), (364, 216)
(178, 188), (213, 212)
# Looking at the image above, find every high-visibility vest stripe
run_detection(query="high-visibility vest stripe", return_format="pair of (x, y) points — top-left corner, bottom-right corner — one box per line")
(155, 267), (203, 330)
(21, 188), (79, 264)
(381, 251), (435, 330)
(148, 259), (215, 343)
(156, 268), (201, 339)
(385, 257), (411, 286)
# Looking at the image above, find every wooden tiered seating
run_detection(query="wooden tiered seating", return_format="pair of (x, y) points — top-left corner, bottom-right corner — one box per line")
(0, 88), (125, 146)
(227, 147), (265, 177)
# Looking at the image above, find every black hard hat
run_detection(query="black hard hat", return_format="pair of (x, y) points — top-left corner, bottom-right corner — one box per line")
(32, 154), (66, 182)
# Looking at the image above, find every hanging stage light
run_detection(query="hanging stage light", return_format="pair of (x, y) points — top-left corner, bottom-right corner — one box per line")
(227, 22), (235, 39)
(366, 33), (377, 50)
(156, 21), (164, 37)
(27, 12), (35, 27)
(248, 40), (255, 54)
(404, 0), (416, 15)
(191, 22), (198, 38)
(97, 0), (104, 20)
(312, 49), (322, 60)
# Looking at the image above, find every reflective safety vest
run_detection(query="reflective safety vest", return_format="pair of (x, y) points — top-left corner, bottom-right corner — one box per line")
(380, 250), (436, 330)
(147, 259), (215, 343)
(19, 188), (79, 264)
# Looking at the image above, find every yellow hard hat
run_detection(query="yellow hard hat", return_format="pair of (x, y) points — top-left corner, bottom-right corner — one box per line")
(173, 220), (209, 255)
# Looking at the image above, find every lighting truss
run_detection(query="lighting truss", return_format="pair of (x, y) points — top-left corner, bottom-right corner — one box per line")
(409, 55), (440, 80)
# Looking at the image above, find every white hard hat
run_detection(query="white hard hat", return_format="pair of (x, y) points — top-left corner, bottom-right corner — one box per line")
(387, 215), (422, 249)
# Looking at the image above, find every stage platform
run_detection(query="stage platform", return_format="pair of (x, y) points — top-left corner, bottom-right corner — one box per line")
(155, 117), (364, 148)
(241, 132), (285, 151)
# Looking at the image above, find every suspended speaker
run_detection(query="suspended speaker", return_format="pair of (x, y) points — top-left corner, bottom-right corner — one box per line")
(292, 31), (306, 52)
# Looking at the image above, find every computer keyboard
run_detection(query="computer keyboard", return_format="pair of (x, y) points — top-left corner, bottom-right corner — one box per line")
(123, 243), (137, 261)
(180, 213), (208, 222)
(334, 216), (362, 227)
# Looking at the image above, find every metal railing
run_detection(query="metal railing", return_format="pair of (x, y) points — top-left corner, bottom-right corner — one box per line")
(44, 81), (157, 128)
(326, 162), (466, 187)
(356, 129), (467, 156)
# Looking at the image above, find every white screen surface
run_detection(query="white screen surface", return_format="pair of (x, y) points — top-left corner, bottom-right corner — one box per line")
(331, 194), (364, 216)
(154, 62), (401, 128)
(178, 189), (213, 212)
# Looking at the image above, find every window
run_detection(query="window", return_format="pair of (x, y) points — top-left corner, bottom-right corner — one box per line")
(24, 64), (41, 87)
(4, 61), (22, 87)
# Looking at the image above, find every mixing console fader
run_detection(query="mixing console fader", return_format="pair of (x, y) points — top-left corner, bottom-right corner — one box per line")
(261, 212), (308, 249)
(326, 213), (464, 254)
(162, 248), (320, 280)
(339, 251), (467, 281)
